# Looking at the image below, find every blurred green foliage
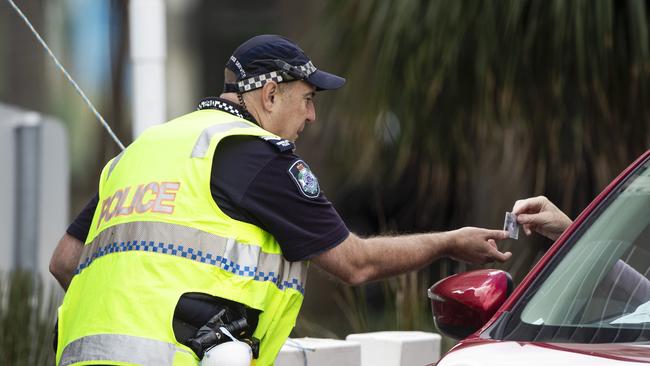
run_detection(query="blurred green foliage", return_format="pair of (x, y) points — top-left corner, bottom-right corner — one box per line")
(318, 0), (649, 220)
(0, 271), (60, 365)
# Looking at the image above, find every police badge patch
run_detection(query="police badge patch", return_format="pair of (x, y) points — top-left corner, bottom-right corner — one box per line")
(288, 160), (320, 198)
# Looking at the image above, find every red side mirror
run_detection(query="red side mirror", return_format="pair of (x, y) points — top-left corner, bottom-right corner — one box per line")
(428, 269), (512, 340)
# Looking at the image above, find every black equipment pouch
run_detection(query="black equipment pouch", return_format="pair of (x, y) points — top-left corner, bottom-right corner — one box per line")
(173, 293), (261, 359)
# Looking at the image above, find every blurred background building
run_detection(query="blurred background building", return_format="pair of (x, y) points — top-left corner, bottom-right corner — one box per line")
(1, 0), (649, 362)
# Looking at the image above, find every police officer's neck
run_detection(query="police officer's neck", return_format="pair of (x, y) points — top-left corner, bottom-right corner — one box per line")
(219, 93), (238, 104)
(220, 92), (265, 128)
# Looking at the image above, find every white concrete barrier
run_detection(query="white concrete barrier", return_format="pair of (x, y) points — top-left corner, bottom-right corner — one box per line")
(346, 331), (441, 366)
(275, 337), (361, 366)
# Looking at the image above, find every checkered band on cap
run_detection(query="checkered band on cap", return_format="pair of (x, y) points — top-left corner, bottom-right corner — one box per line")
(297, 61), (316, 75)
(237, 71), (284, 92)
(236, 61), (317, 92)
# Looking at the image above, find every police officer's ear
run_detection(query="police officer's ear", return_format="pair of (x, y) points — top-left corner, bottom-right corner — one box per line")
(261, 81), (280, 111)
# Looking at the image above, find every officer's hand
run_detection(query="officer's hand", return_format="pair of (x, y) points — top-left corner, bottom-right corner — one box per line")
(512, 196), (572, 241)
(446, 227), (511, 264)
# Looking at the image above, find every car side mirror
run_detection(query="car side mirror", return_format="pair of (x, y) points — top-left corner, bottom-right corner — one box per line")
(428, 269), (513, 340)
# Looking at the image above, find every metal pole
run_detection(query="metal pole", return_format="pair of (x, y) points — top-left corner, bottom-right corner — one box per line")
(129, 0), (167, 138)
(14, 112), (41, 271)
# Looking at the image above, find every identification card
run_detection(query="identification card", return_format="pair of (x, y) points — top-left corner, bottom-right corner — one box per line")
(503, 212), (520, 240)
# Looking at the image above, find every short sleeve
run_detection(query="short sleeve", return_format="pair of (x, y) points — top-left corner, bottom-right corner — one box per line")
(211, 136), (349, 262)
(67, 194), (99, 243)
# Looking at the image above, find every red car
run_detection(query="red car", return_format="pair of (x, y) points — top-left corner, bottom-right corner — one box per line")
(429, 150), (650, 365)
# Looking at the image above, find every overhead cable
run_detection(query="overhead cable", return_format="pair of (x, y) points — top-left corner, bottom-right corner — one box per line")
(6, 0), (126, 150)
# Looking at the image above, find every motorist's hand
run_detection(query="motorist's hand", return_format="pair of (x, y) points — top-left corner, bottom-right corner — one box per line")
(512, 196), (572, 241)
(446, 227), (511, 264)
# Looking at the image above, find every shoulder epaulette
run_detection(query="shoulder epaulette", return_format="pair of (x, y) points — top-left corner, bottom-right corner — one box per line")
(258, 136), (295, 152)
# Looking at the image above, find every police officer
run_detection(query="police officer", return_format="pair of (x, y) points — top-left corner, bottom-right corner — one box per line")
(50, 35), (511, 366)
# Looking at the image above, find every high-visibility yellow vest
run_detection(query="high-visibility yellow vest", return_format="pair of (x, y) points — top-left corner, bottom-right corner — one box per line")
(56, 109), (308, 366)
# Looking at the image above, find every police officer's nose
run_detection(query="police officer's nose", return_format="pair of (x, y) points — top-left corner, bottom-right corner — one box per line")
(306, 105), (316, 124)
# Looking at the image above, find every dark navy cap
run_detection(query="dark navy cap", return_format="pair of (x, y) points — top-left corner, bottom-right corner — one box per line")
(224, 35), (346, 93)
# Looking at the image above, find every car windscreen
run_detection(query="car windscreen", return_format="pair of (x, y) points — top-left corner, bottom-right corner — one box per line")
(499, 156), (650, 344)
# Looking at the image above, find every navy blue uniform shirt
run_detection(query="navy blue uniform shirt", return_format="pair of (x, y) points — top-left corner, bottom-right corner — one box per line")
(67, 98), (349, 262)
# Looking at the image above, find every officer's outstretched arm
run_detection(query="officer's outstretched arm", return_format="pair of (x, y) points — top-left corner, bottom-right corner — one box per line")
(50, 233), (84, 291)
(312, 228), (510, 286)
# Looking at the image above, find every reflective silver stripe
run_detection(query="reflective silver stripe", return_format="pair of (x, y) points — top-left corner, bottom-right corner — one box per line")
(59, 333), (186, 366)
(106, 151), (124, 181)
(78, 221), (308, 294)
(191, 121), (255, 158)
